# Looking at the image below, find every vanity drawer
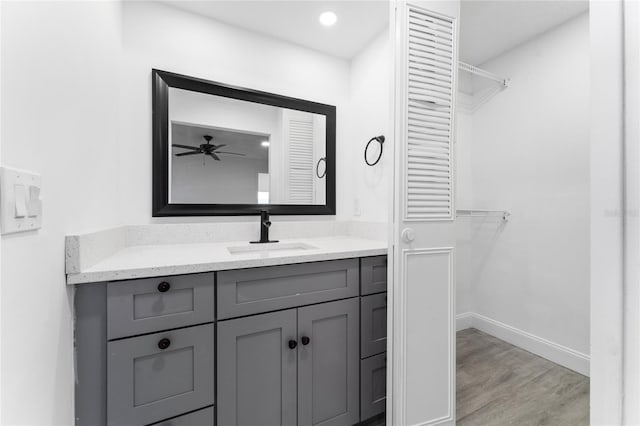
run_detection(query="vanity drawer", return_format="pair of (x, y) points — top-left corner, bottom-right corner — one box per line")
(107, 323), (214, 426)
(360, 353), (387, 421)
(149, 406), (214, 426)
(360, 256), (387, 295)
(107, 273), (215, 340)
(361, 293), (387, 358)
(217, 259), (358, 319)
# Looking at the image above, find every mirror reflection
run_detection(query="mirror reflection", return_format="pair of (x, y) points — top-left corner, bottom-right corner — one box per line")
(168, 87), (327, 205)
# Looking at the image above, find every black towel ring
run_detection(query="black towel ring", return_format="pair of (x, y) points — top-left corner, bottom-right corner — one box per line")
(316, 157), (327, 179)
(364, 135), (385, 166)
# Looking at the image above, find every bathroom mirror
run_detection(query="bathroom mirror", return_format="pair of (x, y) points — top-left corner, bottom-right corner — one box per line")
(152, 69), (336, 216)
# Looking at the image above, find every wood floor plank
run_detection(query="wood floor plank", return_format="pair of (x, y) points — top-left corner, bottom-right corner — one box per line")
(456, 328), (589, 426)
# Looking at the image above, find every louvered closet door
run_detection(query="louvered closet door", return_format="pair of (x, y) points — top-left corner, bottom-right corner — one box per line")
(391, 2), (458, 426)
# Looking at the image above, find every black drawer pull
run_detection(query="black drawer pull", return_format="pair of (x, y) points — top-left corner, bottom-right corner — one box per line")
(158, 338), (171, 350)
(157, 282), (171, 292)
(301, 336), (310, 346)
(288, 340), (298, 350)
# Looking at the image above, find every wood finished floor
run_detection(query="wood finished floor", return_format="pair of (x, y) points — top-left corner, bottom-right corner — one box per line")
(456, 328), (590, 426)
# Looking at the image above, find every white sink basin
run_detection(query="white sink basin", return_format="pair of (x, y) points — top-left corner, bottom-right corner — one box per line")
(227, 242), (318, 255)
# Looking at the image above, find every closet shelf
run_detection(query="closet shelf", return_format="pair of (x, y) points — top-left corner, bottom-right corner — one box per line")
(457, 62), (510, 113)
(456, 209), (511, 221)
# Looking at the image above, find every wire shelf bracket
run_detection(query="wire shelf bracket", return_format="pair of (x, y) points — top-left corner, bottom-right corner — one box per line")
(456, 209), (511, 221)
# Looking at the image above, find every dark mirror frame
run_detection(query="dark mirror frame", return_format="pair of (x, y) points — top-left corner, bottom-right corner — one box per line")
(152, 69), (336, 217)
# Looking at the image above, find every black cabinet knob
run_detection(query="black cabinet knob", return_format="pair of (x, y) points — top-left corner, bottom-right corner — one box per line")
(158, 338), (171, 350)
(288, 340), (298, 350)
(157, 282), (171, 292)
(301, 336), (310, 346)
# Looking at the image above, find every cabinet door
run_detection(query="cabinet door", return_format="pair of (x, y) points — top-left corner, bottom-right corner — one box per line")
(107, 324), (214, 426)
(360, 293), (387, 358)
(217, 310), (298, 426)
(218, 259), (359, 319)
(298, 298), (359, 426)
(360, 353), (387, 421)
(360, 256), (387, 295)
(107, 273), (215, 340)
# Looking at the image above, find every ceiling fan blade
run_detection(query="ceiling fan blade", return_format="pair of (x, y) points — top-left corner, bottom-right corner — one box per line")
(212, 144), (227, 150)
(175, 151), (202, 157)
(217, 151), (246, 156)
(208, 153), (221, 161)
(172, 144), (200, 150)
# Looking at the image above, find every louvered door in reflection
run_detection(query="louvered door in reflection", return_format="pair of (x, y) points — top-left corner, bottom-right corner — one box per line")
(284, 111), (315, 204)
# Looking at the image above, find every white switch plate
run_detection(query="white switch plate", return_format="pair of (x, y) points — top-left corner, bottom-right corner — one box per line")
(0, 167), (42, 235)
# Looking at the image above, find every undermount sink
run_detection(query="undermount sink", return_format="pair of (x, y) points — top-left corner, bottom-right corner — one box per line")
(227, 242), (318, 255)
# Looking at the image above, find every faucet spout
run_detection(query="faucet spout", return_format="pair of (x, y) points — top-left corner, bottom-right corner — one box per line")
(251, 210), (279, 244)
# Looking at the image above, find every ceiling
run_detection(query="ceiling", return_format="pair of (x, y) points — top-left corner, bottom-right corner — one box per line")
(460, 0), (589, 65)
(159, 1), (588, 68)
(161, 0), (389, 59)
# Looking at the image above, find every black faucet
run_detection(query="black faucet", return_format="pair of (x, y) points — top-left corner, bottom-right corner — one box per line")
(251, 210), (278, 244)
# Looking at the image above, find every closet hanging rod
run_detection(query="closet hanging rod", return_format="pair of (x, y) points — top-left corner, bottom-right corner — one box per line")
(458, 61), (510, 88)
(456, 209), (511, 221)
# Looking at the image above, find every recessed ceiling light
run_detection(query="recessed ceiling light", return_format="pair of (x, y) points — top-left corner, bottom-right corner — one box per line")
(319, 11), (337, 27)
(261, 141), (270, 147)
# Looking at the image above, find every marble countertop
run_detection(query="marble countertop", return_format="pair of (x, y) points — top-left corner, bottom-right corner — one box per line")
(66, 236), (388, 285)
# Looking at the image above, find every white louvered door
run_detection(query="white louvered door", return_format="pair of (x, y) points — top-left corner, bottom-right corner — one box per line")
(284, 111), (315, 203)
(390, 2), (459, 425)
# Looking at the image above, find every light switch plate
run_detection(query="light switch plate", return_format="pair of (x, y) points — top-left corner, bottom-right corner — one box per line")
(0, 166), (42, 234)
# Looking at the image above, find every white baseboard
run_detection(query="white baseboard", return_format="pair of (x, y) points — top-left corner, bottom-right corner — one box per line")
(456, 312), (474, 331)
(455, 312), (590, 377)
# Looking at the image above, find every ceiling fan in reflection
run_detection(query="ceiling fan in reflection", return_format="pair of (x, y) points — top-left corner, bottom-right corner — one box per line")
(172, 135), (246, 161)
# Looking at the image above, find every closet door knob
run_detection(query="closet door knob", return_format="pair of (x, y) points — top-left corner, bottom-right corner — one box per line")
(158, 338), (171, 350)
(301, 336), (310, 346)
(288, 340), (298, 350)
(157, 282), (171, 293)
(401, 228), (415, 243)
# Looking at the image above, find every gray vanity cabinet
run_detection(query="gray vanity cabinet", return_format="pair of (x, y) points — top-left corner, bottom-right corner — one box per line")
(217, 298), (360, 426)
(217, 310), (298, 426)
(298, 298), (360, 426)
(74, 256), (387, 426)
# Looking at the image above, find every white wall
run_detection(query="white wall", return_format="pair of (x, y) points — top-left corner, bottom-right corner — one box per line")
(455, 109), (473, 315)
(0, 2), (122, 424)
(120, 1), (353, 222)
(463, 14), (590, 355)
(347, 31), (392, 222)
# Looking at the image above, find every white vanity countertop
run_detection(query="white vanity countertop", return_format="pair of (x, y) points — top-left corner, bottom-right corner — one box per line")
(66, 236), (388, 284)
